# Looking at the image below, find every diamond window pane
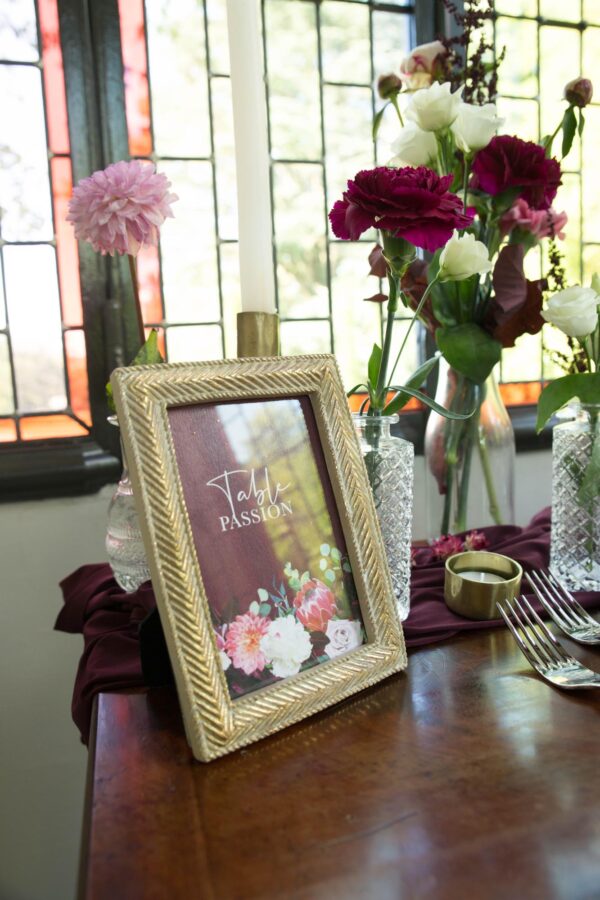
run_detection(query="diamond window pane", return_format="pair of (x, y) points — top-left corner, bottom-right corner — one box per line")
(145, 0), (211, 157)
(321, 2), (370, 85)
(539, 26), (581, 138)
(0, 65), (54, 242)
(3, 244), (66, 413)
(265, 0), (321, 161)
(0, 0), (38, 61)
(160, 161), (220, 323)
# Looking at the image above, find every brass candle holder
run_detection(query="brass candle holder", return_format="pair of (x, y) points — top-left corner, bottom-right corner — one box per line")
(237, 311), (280, 358)
(444, 551), (523, 620)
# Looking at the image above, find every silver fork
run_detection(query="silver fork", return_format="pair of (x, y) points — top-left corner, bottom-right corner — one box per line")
(497, 595), (600, 689)
(526, 570), (600, 645)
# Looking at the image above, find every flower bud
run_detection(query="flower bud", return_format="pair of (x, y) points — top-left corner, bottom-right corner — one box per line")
(377, 73), (402, 100)
(564, 77), (593, 108)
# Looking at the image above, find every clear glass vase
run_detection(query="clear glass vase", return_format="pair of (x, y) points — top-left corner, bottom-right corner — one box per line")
(105, 416), (151, 592)
(424, 360), (515, 538)
(550, 403), (600, 591)
(353, 413), (414, 621)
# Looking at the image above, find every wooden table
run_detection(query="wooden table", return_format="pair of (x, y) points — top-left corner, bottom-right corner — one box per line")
(80, 626), (600, 900)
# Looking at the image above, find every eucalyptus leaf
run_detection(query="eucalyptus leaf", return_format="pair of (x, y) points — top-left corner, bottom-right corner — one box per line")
(257, 588), (269, 603)
(561, 105), (577, 158)
(320, 543), (330, 557)
(536, 373), (600, 432)
(259, 603), (271, 617)
(436, 324), (502, 384)
(325, 569), (336, 583)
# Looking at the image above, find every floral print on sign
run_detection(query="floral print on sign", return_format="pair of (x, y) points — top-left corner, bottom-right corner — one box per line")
(214, 546), (365, 696)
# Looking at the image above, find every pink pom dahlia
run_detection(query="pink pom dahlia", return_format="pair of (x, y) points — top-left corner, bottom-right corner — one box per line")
(224, 612), (270, 676)
(67, 160), (177, 256)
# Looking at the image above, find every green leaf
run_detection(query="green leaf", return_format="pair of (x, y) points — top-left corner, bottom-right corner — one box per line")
(300, 570), (311, 585)
(346, 383), (367, 397)
(106, 329), (164, 412)
(330, 547), (341, 562)
(324, 569), (336, 583)
(342, 561), (352, 573)
(257, 588), (269, 603)
(436, 324), (502, 384)
(383, 354), (440, 415)
(561, 105), (577, 159)
(372, 103), (389, 141)
(320, 543), (330, 557)
(259, 603), (271, 617)
(319, 558), (327, 571)
(578, 108), (586, 139)
(536, 373), (600, 432)
(387, 384), (477, 420)
(249, 600), (260, 615)
(367, 343), (382, 392)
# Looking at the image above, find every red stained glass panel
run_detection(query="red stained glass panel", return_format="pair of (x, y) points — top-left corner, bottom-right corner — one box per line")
(0, 420), (17, 442)
(38, 0), (70, 155)
(51, 156), (83, 327)
(118, 0), (152, 157)
(64, 329), (91, 424)
(21, 415), (88, 440)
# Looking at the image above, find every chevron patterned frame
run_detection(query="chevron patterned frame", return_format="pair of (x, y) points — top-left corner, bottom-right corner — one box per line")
(111, 354), (407, 762)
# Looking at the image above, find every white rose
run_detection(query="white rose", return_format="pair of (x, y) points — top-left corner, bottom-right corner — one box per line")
(324, 619), (363, 660)
(405, 81), (461, 132)
(451, 102), (503, 153)
(438, 233), (493, 282)
(260, 616), (312, 679)
(390, 124), (438, 167)
(542, 286), (600, 338)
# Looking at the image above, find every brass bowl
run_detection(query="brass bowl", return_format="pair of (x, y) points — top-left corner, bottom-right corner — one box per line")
(444, 551), (523, 621)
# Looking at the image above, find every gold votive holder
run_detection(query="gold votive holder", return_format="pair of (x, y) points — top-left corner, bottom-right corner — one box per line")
(237, 311), (280, 358)
(444, 551), (523, 620)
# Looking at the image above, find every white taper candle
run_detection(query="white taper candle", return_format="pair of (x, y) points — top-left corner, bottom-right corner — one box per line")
(226, 0), (277, 314)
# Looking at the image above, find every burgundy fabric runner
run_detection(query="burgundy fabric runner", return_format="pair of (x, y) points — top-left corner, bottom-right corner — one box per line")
(55, 508), (600, 743)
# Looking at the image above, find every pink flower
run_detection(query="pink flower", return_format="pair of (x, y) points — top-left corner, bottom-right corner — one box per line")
(471, 136), (561, 211)
(430, 534), (464, 561)
(329, 166), (474, 253)
(224, 612), (270, 676)
(399, 40), (446, 89)
(293, 579), (336, 632)
(214, 625), (231, 671)
(500, 199), (567, 240)
(464, 530), (488, 551)
(67, 160), (177, 256)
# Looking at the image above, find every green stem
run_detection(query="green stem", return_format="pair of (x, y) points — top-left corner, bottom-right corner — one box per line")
(372, 273), (398, 412)
(462, 153), (471, 213)
(128, 254), (145, 349)
(387, 276), (439, 387)
(391, 95), (404, 128)
(478, 430), (504, 525)
(454, 398), (479, 532)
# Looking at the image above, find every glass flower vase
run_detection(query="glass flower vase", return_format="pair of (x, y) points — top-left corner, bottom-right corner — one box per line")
(105, 416), (151, 592)
(550, 403), (600, 591)
(424, 360), (515, 538)
(353, 413), (414, 621)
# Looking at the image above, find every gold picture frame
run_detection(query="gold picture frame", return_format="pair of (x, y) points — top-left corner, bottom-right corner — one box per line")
(111, 354), (406, 762)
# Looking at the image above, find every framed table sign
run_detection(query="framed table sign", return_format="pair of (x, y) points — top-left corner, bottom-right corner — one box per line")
(111, 354), (406, 761)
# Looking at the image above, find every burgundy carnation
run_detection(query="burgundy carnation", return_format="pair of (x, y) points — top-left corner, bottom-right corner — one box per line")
(471, 136), (561, 211)
(328, 166), (474, 253)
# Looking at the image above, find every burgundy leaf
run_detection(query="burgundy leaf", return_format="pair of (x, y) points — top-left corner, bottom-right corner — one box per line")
(368, 243), (388, 278)
(364, 292), (389, 303)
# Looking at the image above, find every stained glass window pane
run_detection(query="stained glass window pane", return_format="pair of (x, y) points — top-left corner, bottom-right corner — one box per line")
(0, 0), (38, 61)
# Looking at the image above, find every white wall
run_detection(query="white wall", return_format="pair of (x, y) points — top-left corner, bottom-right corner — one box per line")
(0, 453), (552, 900)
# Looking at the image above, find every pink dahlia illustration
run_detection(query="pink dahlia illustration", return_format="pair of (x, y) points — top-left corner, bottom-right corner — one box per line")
(224, 612), (270, 676)
(293, 579), (337, 632)
(67, 159), (178, 256)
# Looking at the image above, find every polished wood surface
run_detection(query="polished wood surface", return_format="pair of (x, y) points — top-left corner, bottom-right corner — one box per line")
(81, 626), (600, 900)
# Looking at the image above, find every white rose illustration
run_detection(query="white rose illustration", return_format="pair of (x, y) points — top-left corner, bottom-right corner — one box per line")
(260, 616), (312, 679)
(390, 124), (438, 167)
(324, 619), (363, 660)
(405, 81), (461, 133)
(542, 286), (600, 338)
(451, 102), (503, 153)
(438, 233), (493, 282)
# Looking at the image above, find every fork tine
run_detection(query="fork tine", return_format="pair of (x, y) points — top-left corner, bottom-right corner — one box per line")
(519, 594), (573, 665)
(497, 601), (545, 671)
(546, 569), (593, 623)
(505, 597), (556, 668)
(526, 571), (578, 629)
(511, 595), (562, 667)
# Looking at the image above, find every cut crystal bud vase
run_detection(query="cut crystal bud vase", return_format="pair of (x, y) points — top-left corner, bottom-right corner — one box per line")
(424, 360), (515, 537)
(105, 416), (150, 592)
(550, 403), (600, 591)
(353, 413), (414, 621)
